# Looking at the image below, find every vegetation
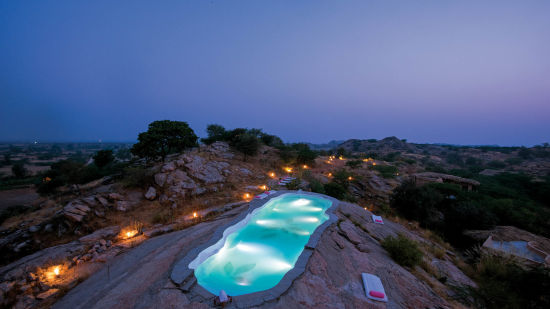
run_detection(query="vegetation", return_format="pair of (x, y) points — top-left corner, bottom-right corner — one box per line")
(131, 120), (198, 162)
(372, 164), (398, 178)
(201, 124), (283, 160)
(11, 163), (27, 178)
(390, 174), (550, 247)
(455, 255), (550, 309)
(278, 143), (318, 166)
(381, 234), (423, 267)
(323, 182), (347, 200)
(93, 150), (114, 168)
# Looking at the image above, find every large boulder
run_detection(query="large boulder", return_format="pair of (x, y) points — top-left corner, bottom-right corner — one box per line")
(154, 173), (167, 187)
(161, 161), (177, 172)
(62, 202), (92, 223)
(144, 187), (157, 200)
(183, 155), (228, 184)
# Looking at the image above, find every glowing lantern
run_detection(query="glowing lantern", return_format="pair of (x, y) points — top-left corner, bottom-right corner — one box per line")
(328, 173), (332, 177)
(302, 165), (308, 169)
(284, 167), (293, 173)
(53, 266), (60, 276)
(244, 193), (250, 199)
(348, 176), (353, 181)
(193, 212), (198, 218)
(125, 230), (138, 239)
(260, 185), (267, 190)
(372, 162), (377, 166)
(339, 156), (344, 160)
(269, 172), (276, 178)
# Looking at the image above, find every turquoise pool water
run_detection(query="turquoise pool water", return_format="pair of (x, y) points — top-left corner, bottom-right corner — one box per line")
(189, 193), (332, 296)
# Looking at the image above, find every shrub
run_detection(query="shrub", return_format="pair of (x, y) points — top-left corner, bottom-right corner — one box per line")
(323, 182), (347, 200)
(373, 165), (398, 178)
(381, 234), (423, 267)
(309, 179), (325, 194)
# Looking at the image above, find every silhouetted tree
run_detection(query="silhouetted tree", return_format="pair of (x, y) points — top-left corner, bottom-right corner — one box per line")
(93, 150), (114, 168)
(131, 120), (198, 162)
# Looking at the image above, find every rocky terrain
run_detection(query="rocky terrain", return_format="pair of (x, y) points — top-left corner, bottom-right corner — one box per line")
(1, 138), (549, 308)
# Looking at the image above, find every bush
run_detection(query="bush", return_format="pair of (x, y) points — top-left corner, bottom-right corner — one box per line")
(323, 182), (347, 200)
(309, 179), (325, 194)
(381, 234), (423, 267)
(373, 165), (398, 178)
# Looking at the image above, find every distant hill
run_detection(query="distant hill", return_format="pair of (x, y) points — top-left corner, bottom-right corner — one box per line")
(307, 140), (345, 150)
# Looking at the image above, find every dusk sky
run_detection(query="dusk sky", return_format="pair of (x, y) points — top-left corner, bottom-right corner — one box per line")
(1, 1), (549, 146)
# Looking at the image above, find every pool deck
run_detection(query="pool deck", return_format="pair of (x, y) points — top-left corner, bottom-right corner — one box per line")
(170, 190), (341, 308)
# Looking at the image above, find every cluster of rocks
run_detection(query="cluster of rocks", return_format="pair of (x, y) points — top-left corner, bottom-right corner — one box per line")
(0, 226), (121, 308)
(61, 191), (142, 224)
(148, 144), (257, 207)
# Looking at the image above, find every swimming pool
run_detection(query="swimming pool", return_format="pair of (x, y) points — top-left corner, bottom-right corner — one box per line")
(489, 240), (545, 263)
(188, 193), (333, 296)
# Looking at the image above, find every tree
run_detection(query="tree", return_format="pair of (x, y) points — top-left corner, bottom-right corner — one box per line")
(11, 163), (27, 178)
(201, 124), (228, 145)
(131, 120), (198, 161)
(230, 132), (260, 161)
(293, 143), (317, 165)
(93, 150), (115, 168)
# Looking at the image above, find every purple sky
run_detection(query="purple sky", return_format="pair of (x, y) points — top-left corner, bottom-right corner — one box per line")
(1, 1), (549, 145)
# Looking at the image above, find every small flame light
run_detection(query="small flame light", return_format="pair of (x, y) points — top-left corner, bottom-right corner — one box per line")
(269, 172), (276, 178)
(260, 185), (267, 190)
(193, 212), (198, 218)
(302, 165), (308, 169)
(125, 230), (138, 239)
(328, 172), (332, 177)
(244, 193), (251, 199)
(283, 167), (293, 173)
(348, 176), (353, 181)
(53, 266), (60, 276)
(373, 162), (377, 166)
(339, 156), (344, 160)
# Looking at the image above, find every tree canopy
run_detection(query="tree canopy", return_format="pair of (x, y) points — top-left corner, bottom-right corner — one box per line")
(131, 120), (198, 161)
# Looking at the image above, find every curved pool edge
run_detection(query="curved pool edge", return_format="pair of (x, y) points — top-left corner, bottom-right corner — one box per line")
(170, 190), (341, 306)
